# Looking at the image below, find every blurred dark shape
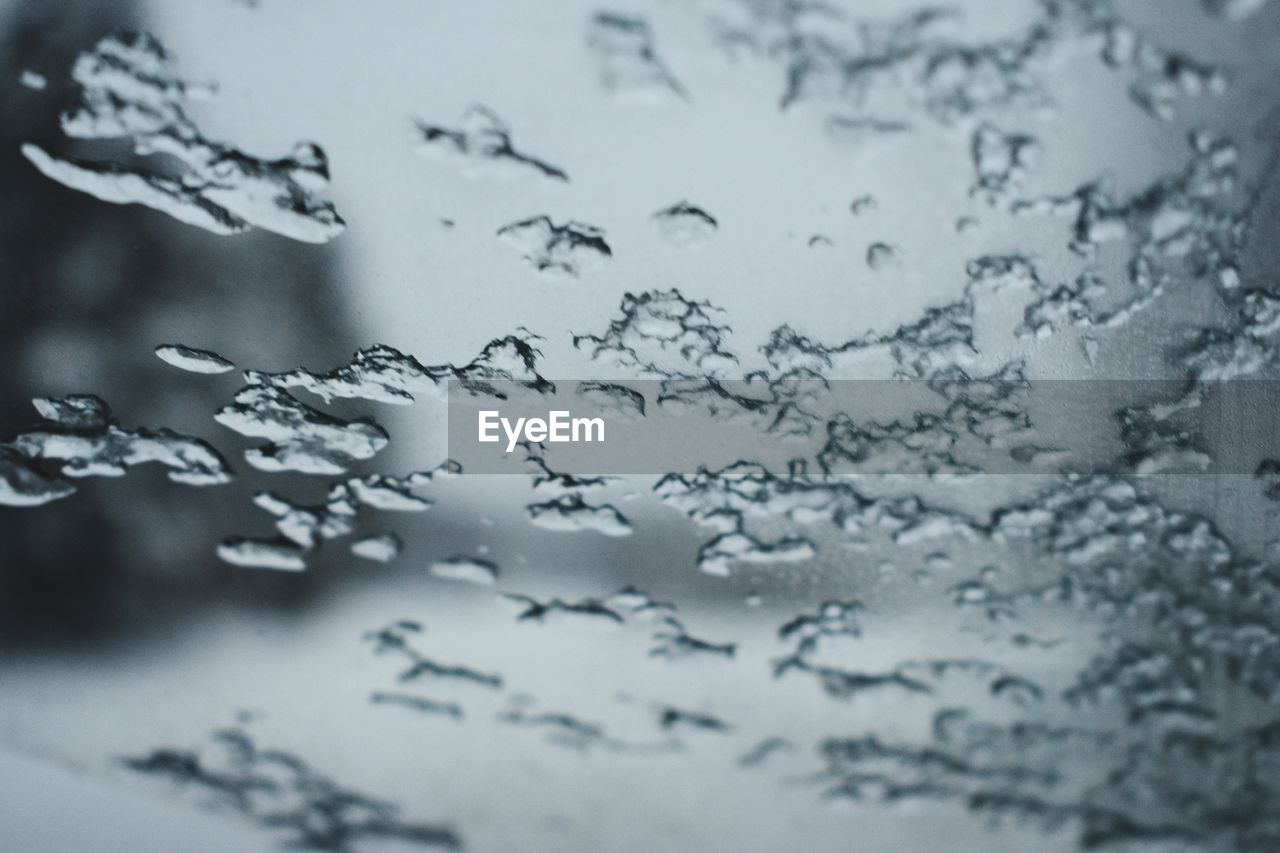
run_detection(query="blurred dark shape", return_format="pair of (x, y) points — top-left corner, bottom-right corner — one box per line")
(0, 1), (356, 644)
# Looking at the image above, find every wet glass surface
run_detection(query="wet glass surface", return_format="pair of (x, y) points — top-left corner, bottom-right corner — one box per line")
(3, 1), (1280, 850)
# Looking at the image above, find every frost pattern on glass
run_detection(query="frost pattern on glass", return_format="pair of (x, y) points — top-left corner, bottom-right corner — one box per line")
(7, 2), (1280, 851)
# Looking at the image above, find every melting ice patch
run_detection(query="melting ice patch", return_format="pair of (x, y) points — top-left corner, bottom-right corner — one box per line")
(526, 494), (633, 536)
(125, 726), (460, 849)
(498, 592), (625, 629)
(248, 336), (551, 404)
(216, 537), (308, 572)
(1185, 289), (1280, 380)
(217, 468), (443, 571)
(587, 13), (686, 103)
(1, 395), (231, 507)
(214, 385), (389, 475)
(651, 201), (717, 246)
(497, 216), (612, 280)
(497, 693), (684, 754)
(414, 105), (568, 182)
(649, 617), (737, 662)
(154, 343), (236, 374)
(1099, 19), (1226, 121)
(0, 446), (77, 507)
(573, 289), (737, 377)
(865, 242), (899, 271)
(370, 692), (463, 720)
(429, 555), (499, 586)
(352, 533), (403, 563)
(332, 473), (434, 512)
(19, 69), (46, 90)
(365, 620), (503, 689)
(251, 490), (356, 549)
(970, 123), (1038, 205)
(23, 32), (344, 243)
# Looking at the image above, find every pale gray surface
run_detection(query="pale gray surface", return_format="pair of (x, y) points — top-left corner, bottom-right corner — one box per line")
(2, 0), (1280, 851)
